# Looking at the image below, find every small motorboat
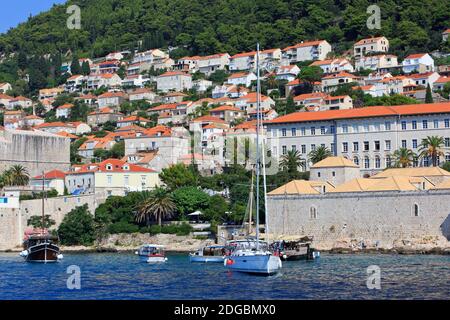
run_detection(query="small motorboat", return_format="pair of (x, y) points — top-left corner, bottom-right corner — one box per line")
(189, 245), (228, 263)
(135, 244), (168, 263)
(272, 239), (320, 261)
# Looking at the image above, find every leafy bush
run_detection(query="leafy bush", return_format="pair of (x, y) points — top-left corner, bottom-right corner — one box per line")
(58, 205), (95, 246)
(139, 223), (193, 236)
(107, 221), (139, 234)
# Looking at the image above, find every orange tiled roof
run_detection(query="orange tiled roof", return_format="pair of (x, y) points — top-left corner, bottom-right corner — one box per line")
(57, 103), (74, 109)
(192, 115), (227, 123)
(354, 36), (386, 46)
(294, 92), (327, 101)
(68, 159), (155, 174)
(283, 40), (327, 51)
(158, 71), (191, 77)
(98, 91), (127, 99)
(149, 103), (178, 111)
(322, 71), (357, 80)
(209, 105), (242, 112)
(268, 102), (450, 124)
(238, 92), (271, 103)
(118, 116), (150, 123)
(33, 170), (66, 180)
(405, 53), (427, 60)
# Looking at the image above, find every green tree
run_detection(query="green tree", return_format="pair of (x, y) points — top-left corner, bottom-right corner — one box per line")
(5, 165), (30, 186)
(425, 83), (434, 103)
(392, 148), (416, 168)
(135, 188), (176, 226)
(70, 56), (81, 75)
(27, 215), (56, 229)
(58, 205), (95, 246)
(419, 136), (445, 167)
(172, 186), (210, 215)
(81, 60), (91, 76)
(308, 146), (332, 164)
(279, 150), (305, 177)
(160, 164), (198, 190)
(297, 66), (323, 86)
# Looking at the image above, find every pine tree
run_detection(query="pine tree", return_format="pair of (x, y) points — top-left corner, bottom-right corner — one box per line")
(425, 83), (434, 103)
(81, 61), (91, 76)
(70, 56), (81, 75)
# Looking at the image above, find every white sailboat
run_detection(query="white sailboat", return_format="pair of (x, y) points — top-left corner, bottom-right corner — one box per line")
(224, 43), (282, 275)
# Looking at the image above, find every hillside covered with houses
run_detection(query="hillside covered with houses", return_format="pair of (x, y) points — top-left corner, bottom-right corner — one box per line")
(0, 0), (450, 241)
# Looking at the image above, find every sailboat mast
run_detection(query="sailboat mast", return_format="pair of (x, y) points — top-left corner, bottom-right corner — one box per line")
(261, 124), (269, 245)
(41, 171), (45, 234)
(255, 43), (261, 250)
(248, 170), (254, 235)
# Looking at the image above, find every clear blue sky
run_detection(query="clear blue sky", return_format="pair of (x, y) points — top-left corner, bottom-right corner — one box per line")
(0, 0), (67, 34)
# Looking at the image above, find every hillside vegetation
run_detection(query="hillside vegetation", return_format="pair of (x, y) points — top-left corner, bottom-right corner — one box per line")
(0, 0), (448, 58)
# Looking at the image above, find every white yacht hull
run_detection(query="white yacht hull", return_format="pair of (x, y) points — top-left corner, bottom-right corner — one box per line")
(190, 255), (225, 263)
(146, 256), (168, 263)
(224, 253), (282, 275)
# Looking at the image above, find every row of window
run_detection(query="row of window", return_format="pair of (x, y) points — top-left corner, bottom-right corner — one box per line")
(279, 138), (450, 155)
(274, 119), (450, 137)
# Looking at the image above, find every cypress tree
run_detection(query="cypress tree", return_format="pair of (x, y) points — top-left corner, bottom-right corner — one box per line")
(425, 83), (433, 103)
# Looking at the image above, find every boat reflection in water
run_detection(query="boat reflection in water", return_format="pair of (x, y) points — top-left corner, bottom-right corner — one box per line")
(135, 244), (168, 263)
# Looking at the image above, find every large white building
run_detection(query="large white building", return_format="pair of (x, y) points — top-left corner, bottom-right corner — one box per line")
(265, 102), (450, 175)
(353, 36), (389, 58)
(282, 40), (332, 63)
(156, 71), (192, 92)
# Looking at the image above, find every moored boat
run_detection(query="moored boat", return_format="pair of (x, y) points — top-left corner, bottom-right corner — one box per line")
(20, 232), (63, 263)
(189, 245), (227, 263)
(272, 240), (320, 261)
(19, 172), (63, 263)
(135, 244), (168, 263)
(224, 44), (282, 276)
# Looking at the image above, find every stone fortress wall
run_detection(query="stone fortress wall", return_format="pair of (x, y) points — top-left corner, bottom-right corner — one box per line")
(268, 187), (450, 250)
(0, 194), (97, 250)
(0, 129), (71, 177)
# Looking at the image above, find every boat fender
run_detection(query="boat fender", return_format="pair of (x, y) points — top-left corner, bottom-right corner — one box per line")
(283, 255), (287, 260)
(19, 250), (28, 257)
(57, 254), (64, 260)
(225, 259), (234, 266)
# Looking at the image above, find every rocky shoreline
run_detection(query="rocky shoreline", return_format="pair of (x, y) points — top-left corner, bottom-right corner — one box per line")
(2, 233), (450, 255)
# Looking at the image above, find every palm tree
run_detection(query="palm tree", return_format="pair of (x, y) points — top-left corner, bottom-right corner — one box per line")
(135, 188), (176, 226)
(392, 148), (416, 168)
(279, 150), (305, 174)
(266, 74), (278, 89)
(308, 146), (332, 164)
(419, 136), (445, 167)
(4, 165), (30, 186)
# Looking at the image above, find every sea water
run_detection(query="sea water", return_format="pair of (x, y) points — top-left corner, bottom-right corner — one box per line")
(0, 252), (448, 300)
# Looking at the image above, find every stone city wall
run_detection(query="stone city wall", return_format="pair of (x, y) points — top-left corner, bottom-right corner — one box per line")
(0, 130), (70, 177)
(267, 189), (450, 250)
(0, 194), (97, 250)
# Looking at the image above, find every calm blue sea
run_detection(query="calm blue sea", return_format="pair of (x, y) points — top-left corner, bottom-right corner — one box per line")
(0, 252), (448, 300)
